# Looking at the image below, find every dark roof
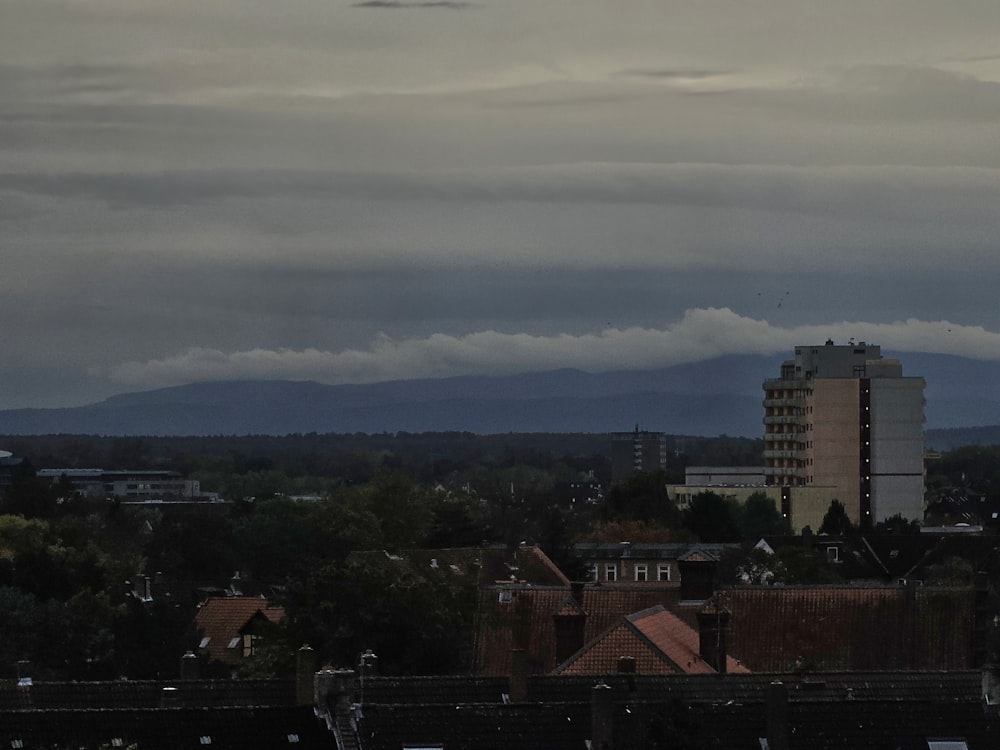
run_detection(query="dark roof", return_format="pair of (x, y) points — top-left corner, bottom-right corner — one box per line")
(0, 705), (329, 750)
(348, 545), (570, 587)
(356, 672), (1000, 750)
(0, 679), (298, 710)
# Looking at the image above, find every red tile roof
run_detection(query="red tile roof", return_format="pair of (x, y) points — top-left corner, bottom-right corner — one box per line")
(554, 605), (750, 675)
(195, 597), (285, 662)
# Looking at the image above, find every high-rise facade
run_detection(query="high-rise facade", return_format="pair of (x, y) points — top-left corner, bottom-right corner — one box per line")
(610, 427), (667, 483)
(763, 341), (925, 528)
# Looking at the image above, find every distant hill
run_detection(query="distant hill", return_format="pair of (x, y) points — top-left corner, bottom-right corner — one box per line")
(0, 352), (998, 438)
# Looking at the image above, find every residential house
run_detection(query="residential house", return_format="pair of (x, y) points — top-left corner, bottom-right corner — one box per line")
(572, 541), (739, 585)
(195, 596), (285, 665)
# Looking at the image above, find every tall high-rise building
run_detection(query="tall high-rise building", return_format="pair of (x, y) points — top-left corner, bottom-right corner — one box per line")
(763, 341), (925, 528)
(610, 427), (667, 483)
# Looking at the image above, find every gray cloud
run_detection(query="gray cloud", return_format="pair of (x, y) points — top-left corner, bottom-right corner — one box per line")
(615, 68), (732, 81)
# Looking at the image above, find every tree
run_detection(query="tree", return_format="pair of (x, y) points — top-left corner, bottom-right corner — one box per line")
(874, 513), (921, 535)
(601, 471), (680, 526)
(684, 492), (741, 543)
(819, 499), (855, 536)
(735, 492), (789, 541)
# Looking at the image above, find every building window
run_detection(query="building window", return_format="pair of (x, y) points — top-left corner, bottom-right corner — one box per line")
(605, 564), (617, 582)
(588, 565), (599, 582)
(826, 546), (840, 563)
(634, 564), (648, 582)
(657, 564), (671, 581)
(243, 633), (256, 657)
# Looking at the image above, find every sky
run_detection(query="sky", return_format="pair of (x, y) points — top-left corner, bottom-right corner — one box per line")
(4, 1), (1000, 409)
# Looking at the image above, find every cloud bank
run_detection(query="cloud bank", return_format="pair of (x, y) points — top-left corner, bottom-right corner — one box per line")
(105, 309), (1000, 389)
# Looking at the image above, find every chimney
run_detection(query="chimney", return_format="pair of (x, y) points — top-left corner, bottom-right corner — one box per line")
(696, 600), (731, 674)
(510, 648), (528, 702)
(296, 645), (315, 706)
(315, 667), (356, 717)
(553, 586), (587, 665)
(160, 686), (179, 708)
(591, 682), (614, 750)
(678, 552), (717, 602)
(765, 681), (790, 750)
(179, 650), (200, 680)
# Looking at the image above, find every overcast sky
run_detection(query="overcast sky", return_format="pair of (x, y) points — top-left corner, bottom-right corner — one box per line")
(4, 1), (1000, 408)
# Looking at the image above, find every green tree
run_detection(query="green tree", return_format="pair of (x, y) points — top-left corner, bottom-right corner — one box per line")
(874, 513), (922, 535)
(819, 499), (855, 536)
(735, 492), (789, 541)
(684, 492), (741, 543)
(601, 471), (679, 526)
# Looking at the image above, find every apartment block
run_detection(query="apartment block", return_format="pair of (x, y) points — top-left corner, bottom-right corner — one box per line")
(763, 341), (925, 528)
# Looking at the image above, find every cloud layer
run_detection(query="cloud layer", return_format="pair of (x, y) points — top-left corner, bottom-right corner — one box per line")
(105, 309), (1000, 389)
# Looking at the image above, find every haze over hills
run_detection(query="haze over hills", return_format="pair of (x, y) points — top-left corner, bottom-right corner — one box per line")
(0, 352), (998, 444)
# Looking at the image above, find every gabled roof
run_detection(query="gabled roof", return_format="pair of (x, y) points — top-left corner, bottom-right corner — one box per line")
(553, 605), (750, 675)
(195, 597), (285, 661)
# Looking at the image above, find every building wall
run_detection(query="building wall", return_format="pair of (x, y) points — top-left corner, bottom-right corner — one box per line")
(869, 378), (926, 522)
(762, 342), (925, 528)
(809, 379), (862, 523)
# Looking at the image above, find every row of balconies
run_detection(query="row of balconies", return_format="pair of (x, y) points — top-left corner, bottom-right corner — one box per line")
(763, 397), (805, 408)
(763, 415), (805, 425)
(763, 449), (803, 460)
(764, 466), (807, 478)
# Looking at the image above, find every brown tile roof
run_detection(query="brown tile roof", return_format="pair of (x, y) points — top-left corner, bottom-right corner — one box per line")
(720, 584), (975, 672)
(195, 597), (285, 662)
(554, 605), (750, 675)
(475, 582), (976, 676)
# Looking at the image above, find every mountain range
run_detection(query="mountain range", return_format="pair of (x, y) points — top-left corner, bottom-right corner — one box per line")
(0, 352), (998, 447)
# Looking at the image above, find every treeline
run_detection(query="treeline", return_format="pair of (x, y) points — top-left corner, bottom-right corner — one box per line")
(0, 432), (764, 492)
